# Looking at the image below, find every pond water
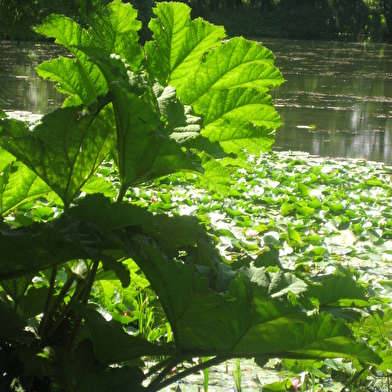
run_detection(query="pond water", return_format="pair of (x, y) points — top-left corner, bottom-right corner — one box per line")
(260, 38), (392, 164)
(0, 41), (65, 114)
(2, 39), (392, 164)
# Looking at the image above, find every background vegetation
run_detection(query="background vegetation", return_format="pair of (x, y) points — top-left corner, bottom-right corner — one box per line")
(1, 0), (392, 43)
(188, 0), (392, 42)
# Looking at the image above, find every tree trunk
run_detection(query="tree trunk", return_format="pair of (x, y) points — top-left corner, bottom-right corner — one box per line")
(382, 1), (392, 43)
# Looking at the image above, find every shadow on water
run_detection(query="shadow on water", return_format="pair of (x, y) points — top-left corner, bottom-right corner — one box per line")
(261, 39), (392, 164)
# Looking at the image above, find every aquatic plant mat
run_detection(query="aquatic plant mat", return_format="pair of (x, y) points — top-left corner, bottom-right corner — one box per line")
(132, 150), (392, 392)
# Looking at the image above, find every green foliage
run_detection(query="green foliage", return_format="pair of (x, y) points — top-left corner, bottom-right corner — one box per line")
(2, 0), (392, 43)
(0, 0), (109, 41)
(186, 0), (391, 42)
(0, 2), (388, 391)
(0, 0), (36, 40)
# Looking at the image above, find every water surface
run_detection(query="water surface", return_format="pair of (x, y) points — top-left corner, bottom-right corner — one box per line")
(0, 41), (65, 114)
(2, 39), (392, 163)
(261, 39), (392, 163)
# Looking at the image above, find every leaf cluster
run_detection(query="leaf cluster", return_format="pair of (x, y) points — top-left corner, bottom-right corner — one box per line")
(0, 2), (387, 391)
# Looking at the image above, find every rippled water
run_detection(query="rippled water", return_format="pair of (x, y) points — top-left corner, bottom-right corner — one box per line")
(2, 39), (392, 163)
(261, 39), (392, 163)
(0, 41), (65, 114)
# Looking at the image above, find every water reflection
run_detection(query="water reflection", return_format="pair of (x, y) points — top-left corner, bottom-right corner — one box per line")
(261, 39), (392, 164)
(0, 41), (65, 114)
(2, 39), (392, 163)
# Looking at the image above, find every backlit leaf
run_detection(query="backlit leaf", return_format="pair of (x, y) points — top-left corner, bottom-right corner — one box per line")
(146, 2), (284, 156)
(0, 161), (55, 216)
(0, 102), (116, 206)
(35, 15), (106, 107)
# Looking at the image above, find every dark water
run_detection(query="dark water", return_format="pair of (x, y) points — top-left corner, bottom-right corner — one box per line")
(2, 39), (392, 163)
(261, 38), (392, 163)
(0, 41), (65, 114)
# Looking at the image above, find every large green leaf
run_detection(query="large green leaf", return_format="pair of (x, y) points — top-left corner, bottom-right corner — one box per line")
(0, 102), (116, 206)
(110, 82), (199, 186)
(307, 267), (368, 307)
(198, 90), (279, 156)
(244, 267), (308, 298)
(128, 237), (381, 369)
(146, 2), (284, 156)
(88, 0), (143, 71)
(155, 84), (203, 143)
(35, 15), (106, 107)
(145, 2), (226, 87)
(0, 161), (55, 216)
(232, 308), (379, 363)
(35, 0), (142, 107)
(36, 56), (106, 108)
(67, 194), (204, 253)
(195, 152), (231, 193)
(86, 52), (202, 187)
(0, 148), (14, 170)
(0, 215), (114, 281)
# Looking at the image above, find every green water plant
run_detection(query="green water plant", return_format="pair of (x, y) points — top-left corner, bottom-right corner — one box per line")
(0, 1), (385, 391)
(200, 356), (210, 392)
(232, 358), (242, 392)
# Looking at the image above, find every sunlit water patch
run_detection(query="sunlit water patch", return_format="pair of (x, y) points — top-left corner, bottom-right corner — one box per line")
(259, 39), (392, 163)
(0, 41), (66, 114)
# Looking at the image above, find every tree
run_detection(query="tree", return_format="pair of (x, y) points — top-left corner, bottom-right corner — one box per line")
(380, 0), (392, 42)
(0, 0), (40, 40)
(329, 0), (370, 38)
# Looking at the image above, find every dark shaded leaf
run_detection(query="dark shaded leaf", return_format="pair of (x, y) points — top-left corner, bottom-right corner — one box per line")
(47, 339), (146, 392)
(0, 216), (104, 280)
(0, 300), (34, 343)
(68, 194), (204, 253)
(79, 307), (173, 364)
(128, 237), (381, 365)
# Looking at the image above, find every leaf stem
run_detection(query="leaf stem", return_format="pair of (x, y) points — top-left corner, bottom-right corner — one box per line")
(38, 266), (57, 338)
(39, 274), (76, 342)
(144, 357), (173, 378)
(66, 260), (99, 351)
(39, 276), (86, 347)
(146, 356), (227, 392)
(341, 367), (367, 392)
(117, 186), (127, 203)
(145, 357), (180, 392)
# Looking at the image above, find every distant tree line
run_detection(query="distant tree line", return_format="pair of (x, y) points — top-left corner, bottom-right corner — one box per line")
(0, 0), (391, 43)
(0, 0), (153, 42)
(0, 0), (107, 41)
(186, 0), (392, 42)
